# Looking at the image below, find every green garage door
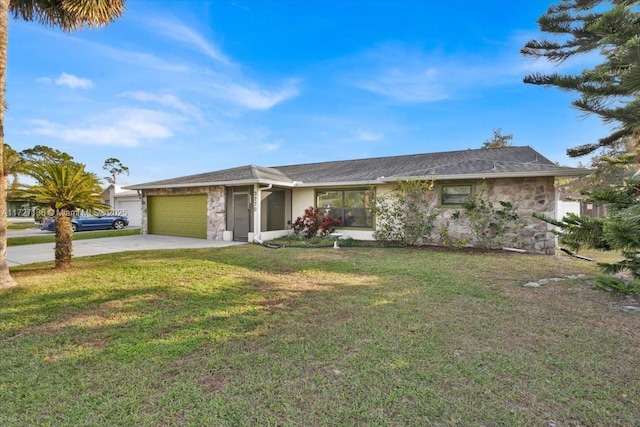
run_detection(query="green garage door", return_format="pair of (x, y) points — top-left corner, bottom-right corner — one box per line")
(148, 194), (207, 238)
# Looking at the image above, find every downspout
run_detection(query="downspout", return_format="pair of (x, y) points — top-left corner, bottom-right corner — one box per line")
(253, 184), (273, 244)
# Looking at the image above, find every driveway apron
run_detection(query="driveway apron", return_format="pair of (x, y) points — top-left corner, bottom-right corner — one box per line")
(6, 234), (245, 266)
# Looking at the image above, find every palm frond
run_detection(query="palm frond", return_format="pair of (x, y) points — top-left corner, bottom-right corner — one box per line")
(9, 0), (126, 32)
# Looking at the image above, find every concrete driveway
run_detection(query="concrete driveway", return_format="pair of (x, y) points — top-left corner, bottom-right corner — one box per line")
(6, 234), (246, 267)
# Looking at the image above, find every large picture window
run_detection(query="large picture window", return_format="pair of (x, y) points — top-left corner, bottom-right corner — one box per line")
(440, 184), (473, 206)
(316, 189), (374, 228)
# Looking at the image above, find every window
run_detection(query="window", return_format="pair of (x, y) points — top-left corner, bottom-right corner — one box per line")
(316, 188), (374, 228)
(440, 184), (473, 206)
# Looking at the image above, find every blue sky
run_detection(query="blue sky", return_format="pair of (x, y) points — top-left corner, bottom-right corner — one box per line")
(6, 0), (610, 186)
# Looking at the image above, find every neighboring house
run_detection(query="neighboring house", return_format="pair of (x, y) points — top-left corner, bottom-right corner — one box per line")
(101, 184), (142, 227)
(5, 198), (39, 219)
(556, 187), (608, 219)
(126, 146), (590, 254)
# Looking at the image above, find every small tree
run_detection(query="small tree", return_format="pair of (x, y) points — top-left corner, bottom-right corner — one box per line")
(3, 143), (22, 191)
(103, 157), (130, 184)
(16, 159), (109, 269)
(482, 128), (513, 149)
(372, 180), (438, 246)
(20, 145), (73, 163)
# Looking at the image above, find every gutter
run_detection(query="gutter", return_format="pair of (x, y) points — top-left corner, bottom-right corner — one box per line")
(379, 169), (593, 182)
(125, 169), (592, 191)
(125, 178), (294, 191)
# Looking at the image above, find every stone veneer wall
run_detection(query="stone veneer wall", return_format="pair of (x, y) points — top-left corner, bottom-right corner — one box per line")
(428, 177), (556, 254)
(141, 186), (226, 240)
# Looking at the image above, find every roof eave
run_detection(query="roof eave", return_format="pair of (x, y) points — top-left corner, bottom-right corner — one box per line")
(292, 179), (385, 188)
(381, 169), (592, 182)
(126, 169), (592, 190)
(125, 178), (295, 191)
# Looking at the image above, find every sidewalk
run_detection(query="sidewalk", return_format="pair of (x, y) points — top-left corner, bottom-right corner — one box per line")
(6, 234), (245, 267)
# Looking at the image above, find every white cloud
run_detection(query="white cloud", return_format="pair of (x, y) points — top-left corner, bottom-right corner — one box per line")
(261, 143), (281, 152)
(346, 39), (598, 103)
(143, 16), (231, 65)
(210, 80), (300, 110)
(120, 91), (202, 120)
(354, 129), (383, 142)
(357, 66), (448, 103)
(346, 44), (453, 103)
(36, 77), (52, 85)
(55, 72), (94, 89)
(27, 108), (179, 147)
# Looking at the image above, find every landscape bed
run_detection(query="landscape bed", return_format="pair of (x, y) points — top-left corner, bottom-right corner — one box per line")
(1, 245), (638, 426)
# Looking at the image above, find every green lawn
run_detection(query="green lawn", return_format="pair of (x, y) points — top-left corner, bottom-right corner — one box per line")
(7, 221), (38, 231)
(7, 228), (140, 246)
(1, 246), (638, 426)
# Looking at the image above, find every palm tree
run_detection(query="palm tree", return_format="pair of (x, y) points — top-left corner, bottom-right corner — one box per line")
(0, 0), (126, 287)
(17, 159), (109, 269)
(4, 143), (23, 191)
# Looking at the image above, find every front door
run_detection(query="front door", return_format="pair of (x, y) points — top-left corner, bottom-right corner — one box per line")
(233, 193), (250, 241)
(267, 191), (285, 231)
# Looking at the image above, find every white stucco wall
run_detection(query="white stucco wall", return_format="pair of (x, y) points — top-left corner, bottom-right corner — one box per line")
(290, 184), (396, 241)
(291, 188), (316, 217)
(115, 196), (142, 227)
(557, 200), (580, 220)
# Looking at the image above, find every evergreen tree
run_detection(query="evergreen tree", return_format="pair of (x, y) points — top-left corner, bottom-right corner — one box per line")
(103, 158), (130, 185)
(524, 0), (640, 285)
(522, 0), (640, 157)
(482, 128), (513, 149)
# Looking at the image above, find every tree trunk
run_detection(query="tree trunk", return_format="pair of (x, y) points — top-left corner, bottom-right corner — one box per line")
(54, 211), (73, 269)
(0, 0), (17, 288)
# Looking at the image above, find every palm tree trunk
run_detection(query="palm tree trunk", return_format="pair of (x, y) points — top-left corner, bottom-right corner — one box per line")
(0, 0), (17, 288)
(54, 211), (73, 269)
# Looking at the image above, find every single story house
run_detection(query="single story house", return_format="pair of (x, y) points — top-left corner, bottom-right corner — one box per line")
(101, 184), (143, 227)
(126, 146), (590, 254)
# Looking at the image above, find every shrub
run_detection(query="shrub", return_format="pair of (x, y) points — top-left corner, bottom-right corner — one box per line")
(292, 206), (341, 238)
(451, 186), (525, 249)
(372, 180), (439, 246)
(594, 276), (640, 296)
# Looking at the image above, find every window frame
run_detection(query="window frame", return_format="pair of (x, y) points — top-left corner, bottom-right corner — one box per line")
(315, 187), (375, 229)
(438, 182), (475, 207)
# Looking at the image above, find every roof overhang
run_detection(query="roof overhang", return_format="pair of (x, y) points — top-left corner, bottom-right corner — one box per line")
(124, 178), (295, 191)
(126, 169), (592, 191)
(380, 168), (593, 182)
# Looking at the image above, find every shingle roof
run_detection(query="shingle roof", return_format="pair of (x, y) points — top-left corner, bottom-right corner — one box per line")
(127, 146), (590, 190)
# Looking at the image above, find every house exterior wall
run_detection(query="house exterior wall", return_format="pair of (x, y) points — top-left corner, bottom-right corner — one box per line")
(140, 177), (556, 253)
(430, 177), (556, 254)
(291, 188), (316, 217)
(293, 179), (556, 254)
(291, 184), (393, 241)
(259, 188), (292, 232)
(141, 186), (226, 240)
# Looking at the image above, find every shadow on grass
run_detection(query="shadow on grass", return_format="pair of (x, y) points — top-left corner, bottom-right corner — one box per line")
(2, 245), (637, 426)
(3, 249), (383, 365)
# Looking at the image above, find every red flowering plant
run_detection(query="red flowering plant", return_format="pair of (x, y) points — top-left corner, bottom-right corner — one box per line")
(292, 206), (342, 238)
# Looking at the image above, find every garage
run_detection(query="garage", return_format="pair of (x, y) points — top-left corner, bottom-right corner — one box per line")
(116, 199), (142, 227)
(147, 194), (207, 238)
